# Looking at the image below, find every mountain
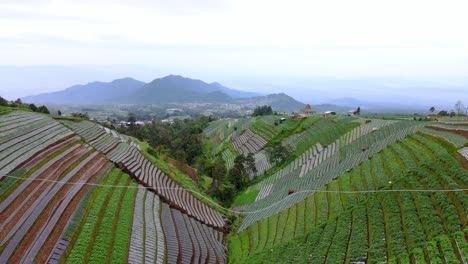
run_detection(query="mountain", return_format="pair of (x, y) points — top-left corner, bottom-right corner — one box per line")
(235, 93), (305, 112)
(21, 75), (305, 112)
(22, 77), (145, 104)
(210, 82), (261, 98)
(126, 75), (233, 104)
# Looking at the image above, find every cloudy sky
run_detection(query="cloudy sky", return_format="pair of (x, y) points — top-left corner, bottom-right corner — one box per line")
(1, 0), (467, 105)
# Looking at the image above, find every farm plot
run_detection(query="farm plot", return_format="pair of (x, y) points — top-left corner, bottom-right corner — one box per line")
(249, 119), (278, 141)
(128, 187), (165, 264)
(61, 120), (122, 154)
(237, 121), (424, 232)
(0, 138), (111, 263)
(231, 133), (467, 263)
(338, 119), (396, 146)
(222, 149), (235, 170)
(0, 112), (75, 180)
(281, 118), (335, 151)
(459, 147), (468, 159)
(64, 120), (228, 228)
(231, 129), (267, 156)
(419, 127), (467, 147)
(253, 142), (330, 201)
(161, 203), (227, 264)
(64, 169), (136, 263)
(250, 150), (272, 179)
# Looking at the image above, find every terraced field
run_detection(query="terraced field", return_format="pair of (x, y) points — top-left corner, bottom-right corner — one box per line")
(231, 129), (268, 157)
(230, 132), (468, 263)
(62, 120), (227, 228)
(0, 111), (228, 263)
(249, 119), (278, 141)
(1, 110), (466, 264)
(238, 121), (426, 231)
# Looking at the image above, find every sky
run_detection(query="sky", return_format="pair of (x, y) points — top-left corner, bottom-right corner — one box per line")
(1, 0), (467, 106)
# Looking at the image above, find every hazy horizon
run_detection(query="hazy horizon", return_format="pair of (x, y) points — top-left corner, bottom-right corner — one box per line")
(1, 0), (467, 108)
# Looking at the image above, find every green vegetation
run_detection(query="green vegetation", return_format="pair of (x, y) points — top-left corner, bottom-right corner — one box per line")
(0, 96), (49, 114)
(65, 169), (137, 263)
(0, 169), (25, 196)
(229, 133), (467, 263)
(232, 187), (260, 207)
(252, 105), (273, 116)
(1, 108), (466, 264)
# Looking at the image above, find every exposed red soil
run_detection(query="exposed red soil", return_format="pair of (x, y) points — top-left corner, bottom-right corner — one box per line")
(8, 155), (107, 263)
(34, 159), (111, 263)
(426, 125), (468, 138)
(0, 146), (85, 242)
(20, 135), (80, 171)
(437, 122), (468, 126)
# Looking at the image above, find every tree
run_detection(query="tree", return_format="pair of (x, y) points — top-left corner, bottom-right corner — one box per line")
(127, 113), (136, 130)
(228, 166), (247, 191)
(71, 112), (89, 120)
(37, 105), (50, 114)
(438, 110), (448, 116)
(269, 144), (290, 164)
(28, 104), (38, 112)
(174, 149), (187, 163)
(355, 106), (361, 115)
(244, 153), (257, 176)
(14, 98), (23, 105)
(228, 156), (249, 191)
(57, 110), (62, 116)
(211, 158), (226, 182)
(252, 105), (273, 116)
(429, 106), (435, 114)
(454, 100), (464, 115)
(0, 96), (8, 106)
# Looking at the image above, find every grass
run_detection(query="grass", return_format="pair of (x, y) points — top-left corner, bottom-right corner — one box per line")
(0, 168), (25, 196)
(232, 187), (260, 207)
(0, 106), (13, 114)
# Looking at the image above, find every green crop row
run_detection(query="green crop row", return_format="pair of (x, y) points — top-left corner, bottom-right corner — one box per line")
(64, 169), (121, 263)
(88, 174), (129, 263)
(230, 132), (467, 263)
(109, 180), (137, 263)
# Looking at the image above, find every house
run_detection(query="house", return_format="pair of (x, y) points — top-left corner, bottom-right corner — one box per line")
(301, 104), (316, 116)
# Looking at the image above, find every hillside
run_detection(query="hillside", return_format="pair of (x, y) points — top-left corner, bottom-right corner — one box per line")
(22, 77), (146, 104)
(202, 114), (468, 263)
(0, 108), (467, 263)
(0, 110), (228, 263)
(234, 93), (306, 113)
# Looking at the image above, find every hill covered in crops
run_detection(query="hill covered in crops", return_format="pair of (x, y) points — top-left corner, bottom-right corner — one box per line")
(0, 105), (467, 263)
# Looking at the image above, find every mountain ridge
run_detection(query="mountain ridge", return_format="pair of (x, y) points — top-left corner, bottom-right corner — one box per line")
(21, 75), (304, 111)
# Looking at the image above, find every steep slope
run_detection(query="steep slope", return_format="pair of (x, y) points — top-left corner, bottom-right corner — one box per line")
(224, 116), (467, 263)
(22, 78), (145, 104)
(0, 110), (228, 263)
